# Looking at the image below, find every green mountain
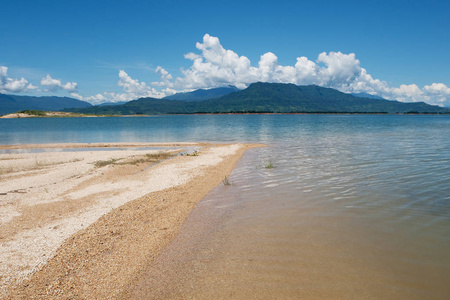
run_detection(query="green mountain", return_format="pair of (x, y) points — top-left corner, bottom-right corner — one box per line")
(352, 92), (386, 100)
(163, 85), (240, 101)
(66, 82), (449, 115)
(0, 93), (92, 115)
(193, 83), (448, 113)
(97, 101), (129, 106)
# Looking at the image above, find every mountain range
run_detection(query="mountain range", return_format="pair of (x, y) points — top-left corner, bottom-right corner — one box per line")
(0, 93), (92, 115)
(1, 83), (449, 116)
(65, 82), (449, 115)
(163, 86), (240, 101)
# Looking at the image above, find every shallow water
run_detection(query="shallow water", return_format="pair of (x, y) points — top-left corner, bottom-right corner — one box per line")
(2, 114), (450, 298)
(134, 148), (449, 298)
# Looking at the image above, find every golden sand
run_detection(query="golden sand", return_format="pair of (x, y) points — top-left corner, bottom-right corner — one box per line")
(1, 143), (262, 299)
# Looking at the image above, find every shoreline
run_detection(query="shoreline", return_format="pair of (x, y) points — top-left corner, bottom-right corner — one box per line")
(0, 112), (151, 119)
(2, 112), (449, 120)
(0, 142), (211, 150)
(1, 142), (263, 298)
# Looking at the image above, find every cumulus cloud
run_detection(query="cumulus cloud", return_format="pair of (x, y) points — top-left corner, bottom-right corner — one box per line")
(116, 70), (166, 98)
(0, 66), (37, 93)
(155, 66), (172, 81)
(0, 66), (6, 78)
(170, 34), (376, 93)
(423, 83), (450, 105)
(151, 66), (176, 92)
(146, 34), (449, 107)
(70, 92), (106, 104)
(3, 34), (449, 107)
(40, 74), (78, 92)
(99, 70), (172, 102)
(71, 69), (177, 104)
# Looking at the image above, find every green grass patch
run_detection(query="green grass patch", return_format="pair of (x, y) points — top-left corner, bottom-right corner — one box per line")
(19, 110), (47, 116)
(94, 152), (173, 168)
(94, 159), (119, 168)
(256, 160), (275, 169)
(124, 152), (173, 165)
(181, 150), (199, 157)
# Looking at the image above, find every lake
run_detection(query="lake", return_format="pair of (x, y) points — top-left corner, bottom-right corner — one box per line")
(2, 114), (450, 298)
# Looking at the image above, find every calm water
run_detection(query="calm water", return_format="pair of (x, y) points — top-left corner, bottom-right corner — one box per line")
(2, 115), (450, 298)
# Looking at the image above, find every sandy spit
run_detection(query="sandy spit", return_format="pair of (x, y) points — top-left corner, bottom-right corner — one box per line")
(0, 112), (100, 119)
(1, 143), (262, 299)
(0, 142), (207, 150)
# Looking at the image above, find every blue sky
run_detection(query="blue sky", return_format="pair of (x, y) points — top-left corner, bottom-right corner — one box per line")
(1, 0), (449, 106)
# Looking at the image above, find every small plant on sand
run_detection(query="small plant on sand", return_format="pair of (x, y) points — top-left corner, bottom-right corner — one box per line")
(122, 152), (174, 165)
(223, 176), (231, 186)
(94, 158), (119, 168)
(94, 152), (173, 168)
(145, 152), (173, 160)
(34, 158), (45, 168)
(185, 150), (199, 157)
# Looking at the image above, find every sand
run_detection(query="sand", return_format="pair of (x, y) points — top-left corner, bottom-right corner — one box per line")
(0, 142), (262, 299)
(0, 112), (115, 118)
(0, 112), (88, 119)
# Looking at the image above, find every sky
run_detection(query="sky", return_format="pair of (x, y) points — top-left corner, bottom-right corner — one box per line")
(1, 0), (449, 106)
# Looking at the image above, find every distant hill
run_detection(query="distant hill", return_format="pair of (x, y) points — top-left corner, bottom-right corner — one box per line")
(0, 93), (92, 115)
(191, 83), (448, 113)
(163, 86), (240, 101)
(352, 92), (387, 100)
(97, 101), (129, 106)
(65, 82), (450, 115)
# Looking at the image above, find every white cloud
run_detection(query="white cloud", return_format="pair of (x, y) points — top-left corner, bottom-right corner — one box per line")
(3, 35), (449, 107)
(45, 33), (449, 105)
(146, 34), (448, 107)
(98, 70), (169, 102)
(151, 66), (174, 88)
(70, 69), (177, 104)
(70, 92), (106, 104)
(0, 66), (7, 77)
(0, 66), (37, 93)
(423, 83), (450, 106)
(118, 70), (148, 94)
(155, 66), (172, 81)
(169, 34), (378, 93)
(40, 74), (78, 92)
(391, 84), (425, 103)
(316, 52), (362, 88)
(117, 69), (165, 97)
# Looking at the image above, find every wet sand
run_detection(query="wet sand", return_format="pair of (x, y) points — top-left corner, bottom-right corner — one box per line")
(1, 142), (262, 299)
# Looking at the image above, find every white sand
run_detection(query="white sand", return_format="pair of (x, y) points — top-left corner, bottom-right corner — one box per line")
(0, 143), (244, 296)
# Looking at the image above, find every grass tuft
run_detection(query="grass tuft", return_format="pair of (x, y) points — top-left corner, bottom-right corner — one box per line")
(94, 159), (119, 168)
(94, 152), (173, 168)
(145, 152), (173, 160)
(0, 166), (15, 175)
(264, 161), (274, 169)
(222, 176), (231, 186)
(125, 152), (173, 165)
(183, 150), (199, 157)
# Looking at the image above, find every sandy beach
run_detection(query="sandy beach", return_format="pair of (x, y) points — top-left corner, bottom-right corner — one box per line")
(0, 142), (261, 299)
